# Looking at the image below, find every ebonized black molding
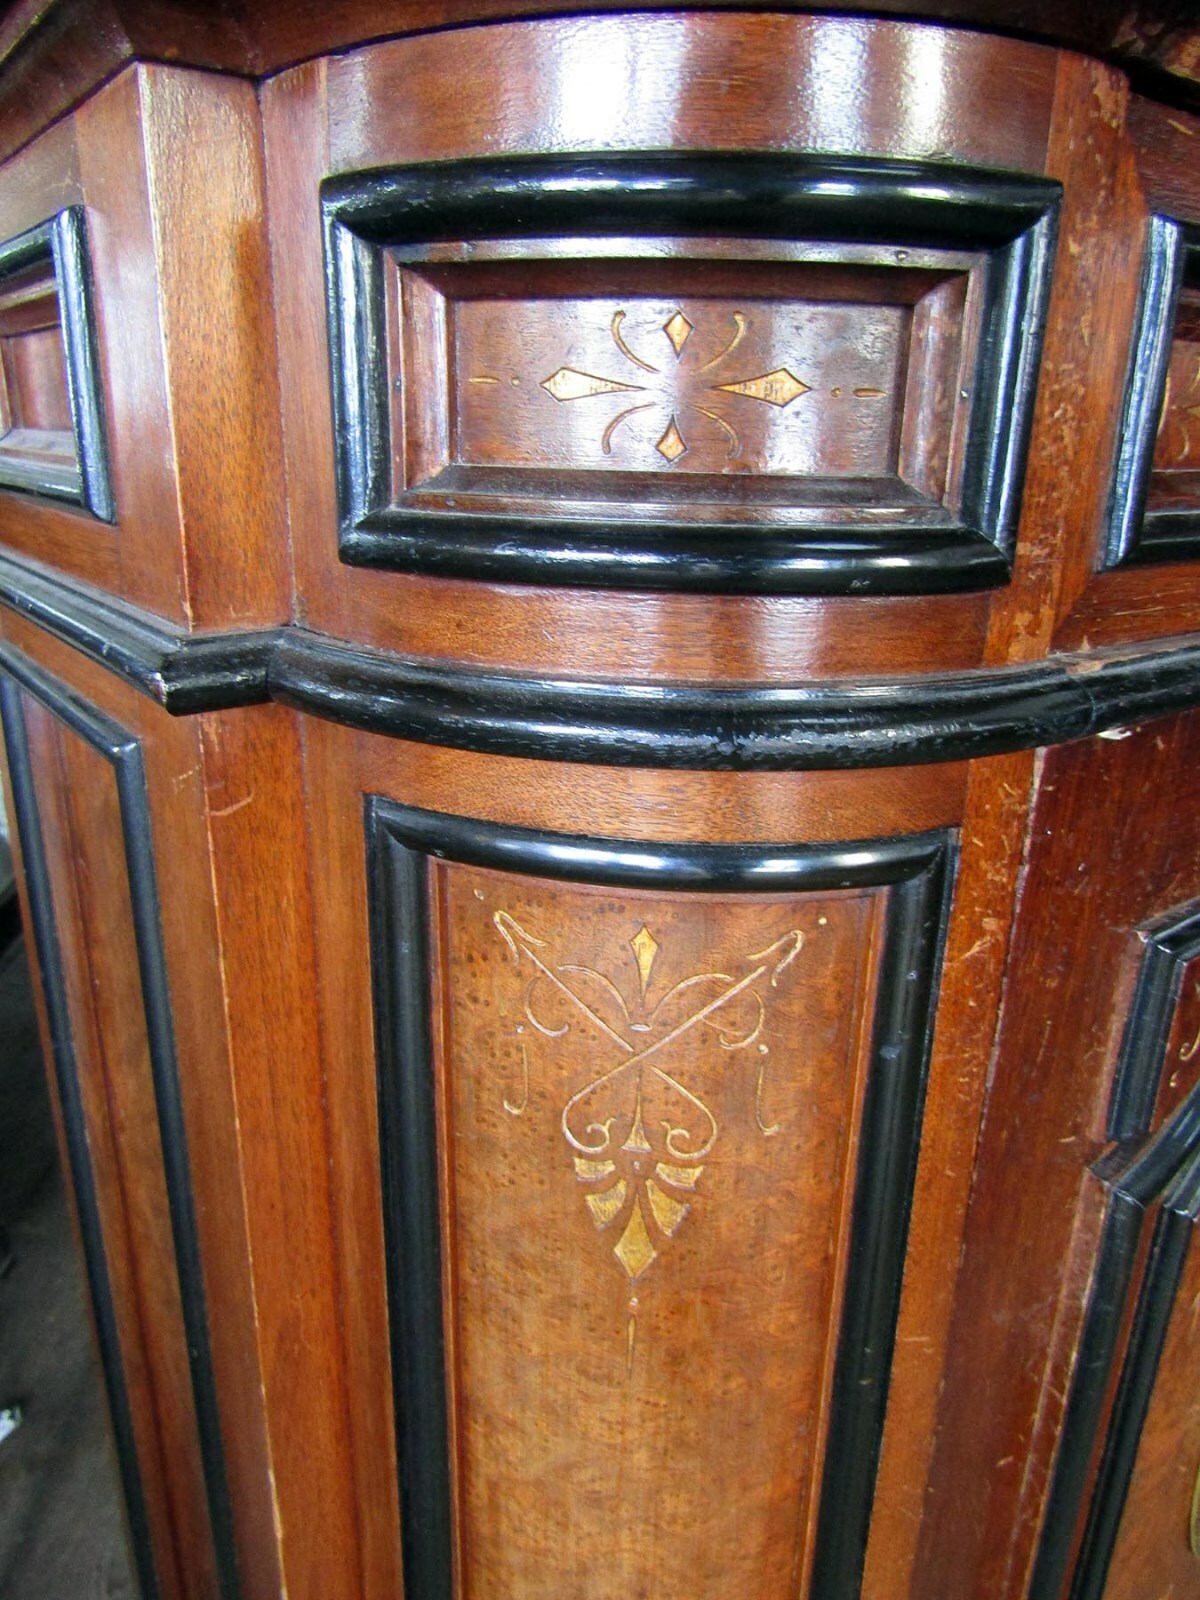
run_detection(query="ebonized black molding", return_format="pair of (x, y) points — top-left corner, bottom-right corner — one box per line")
(15, 553), (1200, 769)
(1103, 215), (1200, 569)
(0, 551), (277, 712)
(366, 802), (955, 1600)
(0, 207), (113, 522)
(323, 153), (1059, 596)
(0, 645), (241, 1600)
(1109, 900), (1200, 1139)
(271, 627), (1200, 771)
(1029, 1042), (1200, 1598)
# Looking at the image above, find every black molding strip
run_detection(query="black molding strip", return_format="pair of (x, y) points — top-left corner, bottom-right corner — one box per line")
(0, 552), (277, 712)
(12, 551), (1200, 770)
(1109, 900), (1200, 1139)
(366, 803), (954, 1600)
(0, 645), (241, 1599)
(1103, 215), (1200, 570)
(323, 153), (1059, 596)
(0, 673), (161, 1600)
(269, 627), (1200, 771)
(1029, 1043), (1200, 1597)
(0, 207), (114, 522)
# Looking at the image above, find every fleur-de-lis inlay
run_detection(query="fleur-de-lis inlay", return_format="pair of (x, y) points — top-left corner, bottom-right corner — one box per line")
(493, 911), (804, 1367)
(532, 306), (870, 464)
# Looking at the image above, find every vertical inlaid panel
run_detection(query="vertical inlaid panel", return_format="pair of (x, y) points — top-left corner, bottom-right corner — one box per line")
(367, 807), (953, 1600)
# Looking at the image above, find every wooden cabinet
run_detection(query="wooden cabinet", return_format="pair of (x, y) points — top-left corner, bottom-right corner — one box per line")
(2, 6), (1200, 1598)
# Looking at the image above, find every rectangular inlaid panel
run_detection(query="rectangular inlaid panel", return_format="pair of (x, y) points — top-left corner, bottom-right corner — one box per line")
(326, 157), (1059, 592)
(391, 258), (970, 512)
(436, 866), (875, 1599)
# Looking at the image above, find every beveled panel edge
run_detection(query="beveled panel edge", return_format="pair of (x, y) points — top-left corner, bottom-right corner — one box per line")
(0, 668), (162, 1600)
(1028, 1079), (1200, 1600)
(0, 641), (243, 1600)
(1102, 214), (1200, 570)
(0, 205), (114, 522)
(364, 801), (955, 1600)
(12, 550), (1200, 769)
(323, 153), (1059, 595)
(1109, 899), (1200, 1138)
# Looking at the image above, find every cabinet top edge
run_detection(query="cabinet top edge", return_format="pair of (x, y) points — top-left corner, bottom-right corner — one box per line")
(0, 2), (1198, 167)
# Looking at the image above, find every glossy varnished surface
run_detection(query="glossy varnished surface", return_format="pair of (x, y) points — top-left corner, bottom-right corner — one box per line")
(4, 9), (1200, 1600)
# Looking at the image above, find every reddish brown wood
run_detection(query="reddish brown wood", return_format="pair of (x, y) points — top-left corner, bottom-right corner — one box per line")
(916, 709), (1200, 1599)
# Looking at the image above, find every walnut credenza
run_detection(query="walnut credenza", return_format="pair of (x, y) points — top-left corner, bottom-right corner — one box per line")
(2, 6), (1200, 1597)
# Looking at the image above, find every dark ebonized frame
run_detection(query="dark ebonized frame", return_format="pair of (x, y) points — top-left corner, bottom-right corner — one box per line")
(1109, 899), (1200, 1138)
(1030, 920), (1200, 1600)
(13, 548), (1200, 770)
(0, 208), (114, 521)
(1103, 214), (1200, 568)
(365, 801), (955, 1600)
(323, 154), (1060, 595)
(0, 645), (240, 1599)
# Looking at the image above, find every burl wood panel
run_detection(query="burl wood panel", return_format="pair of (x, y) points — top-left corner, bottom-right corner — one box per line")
(1102, 1231), (1200, 1598)
(430, 861), (881, 1600)
(393, 255), (968, 519)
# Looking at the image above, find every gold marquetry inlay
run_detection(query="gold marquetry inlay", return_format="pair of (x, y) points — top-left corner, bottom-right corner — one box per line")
(522, 304), (894, 466)
(540, 366), (645, 402)
(663, 310), (694, 356)
(655, 417), (688, 462)
(715, 368), (811, 407)
(493, 909), (804, 1365)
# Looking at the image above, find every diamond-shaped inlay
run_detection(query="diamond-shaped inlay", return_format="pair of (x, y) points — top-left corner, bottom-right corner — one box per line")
(663, 311), (694, 356)
(656, 416), (687, 462)
(614, 1201), (657, 1280)
(630, 925), (659, 998)
(540, 367), (645, 402)
(716, 368), (811, 407)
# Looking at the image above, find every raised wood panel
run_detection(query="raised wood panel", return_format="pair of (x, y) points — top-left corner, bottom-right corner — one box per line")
(325, 154), (1057, 594)
(367, 805), (953, 1600)
(0, 654), (233, 1599)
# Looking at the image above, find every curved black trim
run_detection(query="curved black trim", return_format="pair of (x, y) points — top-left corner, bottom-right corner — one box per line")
(1103, 215), (1200, 569)
(366, 803), (954, 1600)
(0, 646), (241, 1599)
(323, 153), (1059, 596)
(1030, 1044), (1200, 1597)
(0, 208), (114, 522)
(270, 628), (1200, 771)
(12, 552), (1200, 771)
(1109, 900), (1200, 1139)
